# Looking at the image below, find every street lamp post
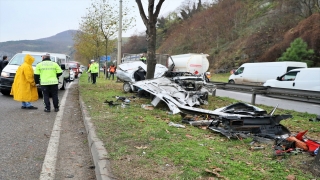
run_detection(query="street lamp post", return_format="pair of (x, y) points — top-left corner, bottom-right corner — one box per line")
(117, 0), (122, 66)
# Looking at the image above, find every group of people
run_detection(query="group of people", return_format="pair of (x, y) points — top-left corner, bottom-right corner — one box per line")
(87, 60), (117, 84)
(10, 53), (62, 112)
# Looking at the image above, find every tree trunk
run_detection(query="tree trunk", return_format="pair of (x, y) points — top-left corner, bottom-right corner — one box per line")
(135, 0), (165, 79)
(146, 24), (157, 79)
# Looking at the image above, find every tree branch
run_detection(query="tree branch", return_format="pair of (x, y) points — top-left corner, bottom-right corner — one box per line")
(153, 0), (165, 22)
(136, 0), (148, 26)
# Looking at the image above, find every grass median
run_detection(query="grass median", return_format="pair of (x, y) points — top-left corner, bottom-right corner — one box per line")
(79, 73), (319, 180)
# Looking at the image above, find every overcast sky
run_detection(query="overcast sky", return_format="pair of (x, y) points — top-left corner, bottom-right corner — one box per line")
(0, 0), (187, 42)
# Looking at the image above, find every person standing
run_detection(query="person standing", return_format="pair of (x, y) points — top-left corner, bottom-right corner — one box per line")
(87, 60), (94, 83)
(34, 54), (62, 112)
(0, 55), (9, 74)
(87, 60), (99, 84)
(140, 55), (146, 64)
(10, 54), (38, 109)
(108, 64), (116, 80)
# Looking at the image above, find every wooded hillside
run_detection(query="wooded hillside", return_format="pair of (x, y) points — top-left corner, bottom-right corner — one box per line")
(123, 0), (320, 72)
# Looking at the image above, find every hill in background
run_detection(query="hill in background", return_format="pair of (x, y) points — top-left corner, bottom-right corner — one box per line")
(0, 30), (78, 59)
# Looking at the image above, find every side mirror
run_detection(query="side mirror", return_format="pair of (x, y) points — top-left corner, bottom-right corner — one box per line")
(234, 71), (238, 75)
(60, 64), (66, 70)
(276, 76), (280, 80)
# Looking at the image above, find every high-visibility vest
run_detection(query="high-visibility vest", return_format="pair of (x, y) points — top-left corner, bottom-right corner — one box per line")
(88, 62), (99, 73)
(109, 66), (116, 73)
(34, 60), (62, 85)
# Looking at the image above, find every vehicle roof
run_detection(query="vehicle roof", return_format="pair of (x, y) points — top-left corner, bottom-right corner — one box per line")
(21, 52), (48, 55)
(242, 61), (307, 67)
(289, 67), (320, 72)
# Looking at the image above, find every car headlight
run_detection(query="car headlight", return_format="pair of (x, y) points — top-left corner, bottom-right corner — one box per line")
(1, 71), (10, 78)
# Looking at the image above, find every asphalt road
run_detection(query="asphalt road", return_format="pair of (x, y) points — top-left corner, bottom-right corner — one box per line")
(216, 89), (320, 115)
(0, 79), (95, 180)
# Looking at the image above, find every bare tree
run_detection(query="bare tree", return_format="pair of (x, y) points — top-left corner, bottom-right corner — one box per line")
(135, 0), (165, 79)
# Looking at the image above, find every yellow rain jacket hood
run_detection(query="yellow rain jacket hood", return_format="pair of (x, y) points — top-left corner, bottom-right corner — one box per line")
(10, 54), (39, 102)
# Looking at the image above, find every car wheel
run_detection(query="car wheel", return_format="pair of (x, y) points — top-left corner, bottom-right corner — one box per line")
(200, 92), (209, 101)
(60, 80), (66, 90)
(123, 82), (132, 93)
(228, 80), (235, 84)
(0, 89), (10, 96)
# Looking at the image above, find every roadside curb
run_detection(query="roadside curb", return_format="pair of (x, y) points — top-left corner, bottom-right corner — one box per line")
(79, 96), (114, 180)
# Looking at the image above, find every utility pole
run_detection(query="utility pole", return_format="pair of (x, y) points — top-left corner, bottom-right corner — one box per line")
(117, 0), (122, 66)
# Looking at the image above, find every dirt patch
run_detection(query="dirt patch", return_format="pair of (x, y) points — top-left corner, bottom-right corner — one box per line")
(55, 83), (96, 179)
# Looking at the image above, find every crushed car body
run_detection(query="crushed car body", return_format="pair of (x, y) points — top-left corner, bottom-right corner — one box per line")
(116, 61), (168, 92)
(133, 77), (213, 114)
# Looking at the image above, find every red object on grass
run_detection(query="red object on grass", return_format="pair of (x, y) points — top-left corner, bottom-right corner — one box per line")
(296, 130), (308, 141)
(305, 139), (320, 152)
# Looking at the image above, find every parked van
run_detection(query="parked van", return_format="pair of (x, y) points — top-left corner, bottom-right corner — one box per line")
(228, 61), (307, 85)
(263, 68), (320, 91)
(0, 52), (69, 95)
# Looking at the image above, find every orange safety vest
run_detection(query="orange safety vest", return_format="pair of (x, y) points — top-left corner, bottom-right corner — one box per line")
(109, 66), (116, 73)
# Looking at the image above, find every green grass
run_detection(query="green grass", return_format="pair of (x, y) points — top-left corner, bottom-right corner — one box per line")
(79, 73), (319, 180)
(210, 73), (230, 82)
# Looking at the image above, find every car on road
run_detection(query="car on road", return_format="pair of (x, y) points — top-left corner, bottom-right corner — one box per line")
(69, 69), (75, 81)
(0, 52), (69, 95)
(263, 68), (320, 91)
(68, 61), (81, 78)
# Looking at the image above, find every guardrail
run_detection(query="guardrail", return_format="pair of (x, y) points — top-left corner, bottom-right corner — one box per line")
(209, 82), (320, 104)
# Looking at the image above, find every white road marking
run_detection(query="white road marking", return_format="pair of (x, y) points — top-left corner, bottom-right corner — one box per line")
(39, 82), (73, 180)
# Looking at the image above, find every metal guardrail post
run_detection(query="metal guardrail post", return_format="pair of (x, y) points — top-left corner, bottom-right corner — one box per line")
(251, 93), (256, 105)
(212, 89), (216, 96)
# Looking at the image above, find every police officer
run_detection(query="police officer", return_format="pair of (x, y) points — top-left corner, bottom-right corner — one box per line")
(34, 54), (62, 112)
(140, 55), (146, 64)
(87, 60), (99, 84)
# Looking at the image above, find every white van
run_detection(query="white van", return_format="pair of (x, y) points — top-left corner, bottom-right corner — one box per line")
(0, 52), (69, 95)
(228, 61), (307, 85)
(263, 68), (320, 91)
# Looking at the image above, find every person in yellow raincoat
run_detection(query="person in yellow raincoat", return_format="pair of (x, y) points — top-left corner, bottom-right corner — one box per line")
(10, 54), (38, 109)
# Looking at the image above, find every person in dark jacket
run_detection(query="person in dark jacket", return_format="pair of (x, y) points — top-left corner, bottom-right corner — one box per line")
(0, 55), (9, 74)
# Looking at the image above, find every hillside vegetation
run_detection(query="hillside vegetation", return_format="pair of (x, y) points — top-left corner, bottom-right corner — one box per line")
(164, 0), (320, 71)
(123, 0), (320, 72)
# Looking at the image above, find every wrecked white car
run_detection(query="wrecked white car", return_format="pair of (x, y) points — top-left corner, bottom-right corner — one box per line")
(116, 61), (168, 92)
(133, 77), (215, 114)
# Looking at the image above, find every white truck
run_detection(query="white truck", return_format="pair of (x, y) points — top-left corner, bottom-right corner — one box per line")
(263, 68), (320, 91)
(228, 61), (307, 85)
(168, 53), (209, 74)
(0, 51), (70, 95)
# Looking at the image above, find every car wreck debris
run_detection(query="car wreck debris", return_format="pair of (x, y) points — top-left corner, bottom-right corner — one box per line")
(168, 122), (186, 128)
(178, 102), (292, 139)
(133, 77), (214, 114)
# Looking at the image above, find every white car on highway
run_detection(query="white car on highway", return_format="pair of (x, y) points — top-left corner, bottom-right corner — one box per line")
(69, 69), (75, 81)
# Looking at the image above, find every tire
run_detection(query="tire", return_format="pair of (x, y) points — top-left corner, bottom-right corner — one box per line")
(60, 80), (66, 90)
(228, 80), (235, 84)
(200, 92), (209, 101)
(0, 89), (10, 96)
(123, 82), (132, 93)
